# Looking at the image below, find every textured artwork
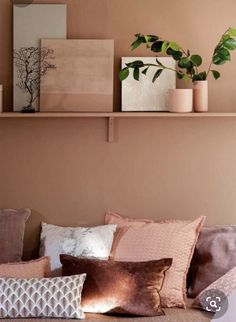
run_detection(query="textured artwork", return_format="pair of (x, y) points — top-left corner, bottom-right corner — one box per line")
(121, 57), (176, 111)
(40, 39), (114, 112)
(13, 4), (67, 112)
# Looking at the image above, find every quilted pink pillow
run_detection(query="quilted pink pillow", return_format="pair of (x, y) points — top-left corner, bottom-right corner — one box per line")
(108, 213), (205, 308)
(0, 257), (50, 278)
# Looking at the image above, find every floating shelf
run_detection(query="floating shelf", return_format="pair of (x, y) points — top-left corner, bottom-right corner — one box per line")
(0, 112), (236, 118)
(1, 112), (236, 142)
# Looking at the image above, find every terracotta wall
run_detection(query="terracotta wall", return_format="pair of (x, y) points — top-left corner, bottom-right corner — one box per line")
(1, 0), (236, 258)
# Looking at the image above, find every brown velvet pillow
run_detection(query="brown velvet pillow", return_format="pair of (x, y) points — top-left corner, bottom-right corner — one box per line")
(61, 254), (172, 316)
(0, 208), (30, 263)
(188, 225), (236, 297)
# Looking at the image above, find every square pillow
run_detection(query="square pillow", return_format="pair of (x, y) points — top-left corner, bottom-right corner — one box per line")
(105, 211), (154, 226)
(188, 225), (236, 298)
(0, 274), (86, 319)
(0, 208), (30, 263)
(192, 266), (236, 312)
(107, 213), (205, 308)
(40, 222), (117, 274)
(61, 254), (172, 316)
(0, 257), (50, 278)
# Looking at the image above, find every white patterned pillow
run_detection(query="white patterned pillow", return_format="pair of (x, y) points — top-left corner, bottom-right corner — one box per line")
(0, 274), (86, 319)
(40, 223), (117, 274)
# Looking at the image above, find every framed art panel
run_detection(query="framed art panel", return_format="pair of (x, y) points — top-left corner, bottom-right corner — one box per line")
(121, 57), (176, 111)
(40, 39), (114, 112)
(13, 4), (67, 111)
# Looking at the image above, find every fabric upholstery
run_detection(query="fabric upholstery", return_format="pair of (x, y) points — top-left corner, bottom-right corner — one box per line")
(0, 274), (86, 319)
(40, 223), (117, 274)
(61, 255), (172, 316)
(188, 225), (236, 297)
(0, 257), (50, 278)
(108, 214), (205, 308)
(0, 208), (30, 263)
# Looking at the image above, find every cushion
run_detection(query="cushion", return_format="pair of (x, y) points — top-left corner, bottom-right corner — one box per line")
(108, 214), (205, 308)
(0, 257), (50, 278)
(105, 211), (154, 226)
(0, 208), (30, 263)
(61, 254), (172, 316)
(0, 274), (86, 319)
(188, 225), (236, 298)
(40, 223), (117, 274)
(192, 266), (236, 311)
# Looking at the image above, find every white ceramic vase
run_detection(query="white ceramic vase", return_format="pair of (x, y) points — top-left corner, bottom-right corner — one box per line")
(168, 89), (193, 113)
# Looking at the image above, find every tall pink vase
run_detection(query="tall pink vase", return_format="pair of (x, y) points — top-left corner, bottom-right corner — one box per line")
(193, 80), (208, 112)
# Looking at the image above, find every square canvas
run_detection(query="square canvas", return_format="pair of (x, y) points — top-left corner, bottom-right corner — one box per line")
(13, 4), (67, 111)
(121, 57), (176, 111)
(40, 39), (114, 112)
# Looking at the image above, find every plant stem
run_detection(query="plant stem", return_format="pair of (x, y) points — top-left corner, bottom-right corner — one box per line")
(143, 63), (192, 80)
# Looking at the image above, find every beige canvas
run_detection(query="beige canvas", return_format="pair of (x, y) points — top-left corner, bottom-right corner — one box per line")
(40, 39), (114, 112)
(121, 57), (176, 111)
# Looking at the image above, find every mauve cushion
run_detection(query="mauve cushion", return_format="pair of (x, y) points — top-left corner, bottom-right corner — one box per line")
(61, 254), (172, 316)
(188, 225), (236, 297)
(0, 208), (30, 263)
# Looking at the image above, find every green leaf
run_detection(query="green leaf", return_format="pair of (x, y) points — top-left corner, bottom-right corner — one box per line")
(151, 41), (164, 53)
(161, 41), (169, 53)
(193, 72), (207, 81)
(146, 35), (159, 42)
(228, 27), (236, 37)
(126, 60), (144, 68)
(166, 48), (182, 61)
(169, 41), (181, 51)
(119, 67), (129, 81)
(223, 38), (236, 50)
(178, 57), (193, 69)
(142, 67), (149, 75)
(131, 39), (142, 50)
(213, 47), (231, 65)
(222, 34), (231, 42)
(152, 69), (163, 82)
(176, 71), (184, 79)
(156, 58), (164, 66)
(133, 67), (140, 81)
(211, 70), (221, 80)
(190, 54), (202, 66)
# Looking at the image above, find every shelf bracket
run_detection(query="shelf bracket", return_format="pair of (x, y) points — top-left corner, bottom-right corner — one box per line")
(108, 117), (115, 142)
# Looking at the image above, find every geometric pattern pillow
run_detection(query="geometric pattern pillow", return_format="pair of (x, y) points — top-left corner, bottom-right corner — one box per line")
(192, 266), (236, 310)
(0, 274), (86, 319)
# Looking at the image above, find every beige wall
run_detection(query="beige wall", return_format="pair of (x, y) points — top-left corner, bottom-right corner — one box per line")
(1, 0), (236, 258)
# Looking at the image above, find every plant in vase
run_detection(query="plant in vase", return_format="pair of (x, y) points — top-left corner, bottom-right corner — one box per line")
(119, 27), (236, 112)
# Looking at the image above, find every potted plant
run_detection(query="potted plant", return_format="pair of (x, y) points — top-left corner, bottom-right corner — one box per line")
(119, 28), (236, 112)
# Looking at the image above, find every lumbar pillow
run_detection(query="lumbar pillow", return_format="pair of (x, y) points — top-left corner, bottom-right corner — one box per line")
(192, 266), (236, 312)
(0, 257), (50, 278)
(0, 208), (30, 263)
(0, 274), (86, 319)
(107, 214), (205, 308)
(40, 222), (117, 274)
(188, 225), (236, 297)
(61, 254), (172, 316)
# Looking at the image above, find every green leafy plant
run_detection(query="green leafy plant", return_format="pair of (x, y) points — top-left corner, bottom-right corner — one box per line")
(119, 28), (236, 83)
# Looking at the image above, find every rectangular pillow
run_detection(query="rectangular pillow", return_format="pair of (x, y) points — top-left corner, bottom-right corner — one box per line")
(0, 257), (50, 278)
(40, 222), (117, 275)
(61, 254), (172, 316)
(107, 213), (205, 308)
(0, 208), (30, 263)
(188, 225), (236, 297)
(105, 211), (154, 226)
(0, 274), (86, 319)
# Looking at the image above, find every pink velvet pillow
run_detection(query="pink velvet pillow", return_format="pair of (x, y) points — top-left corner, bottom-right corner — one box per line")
(107, 212), (205, 308)
(0, 257), (50, 278)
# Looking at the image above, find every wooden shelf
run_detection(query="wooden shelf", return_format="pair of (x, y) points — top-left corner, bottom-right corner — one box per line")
(1, 112), (236, 142)
(0, 112), (236, 118)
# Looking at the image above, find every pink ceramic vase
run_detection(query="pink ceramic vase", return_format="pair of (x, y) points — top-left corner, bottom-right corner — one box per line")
(193, 80), (208, 112)
(168, 89), (193, 113)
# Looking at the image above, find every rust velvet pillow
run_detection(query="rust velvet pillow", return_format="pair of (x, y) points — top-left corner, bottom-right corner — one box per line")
(0, 208), (30, 263)
(61, 254), (172, 316)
